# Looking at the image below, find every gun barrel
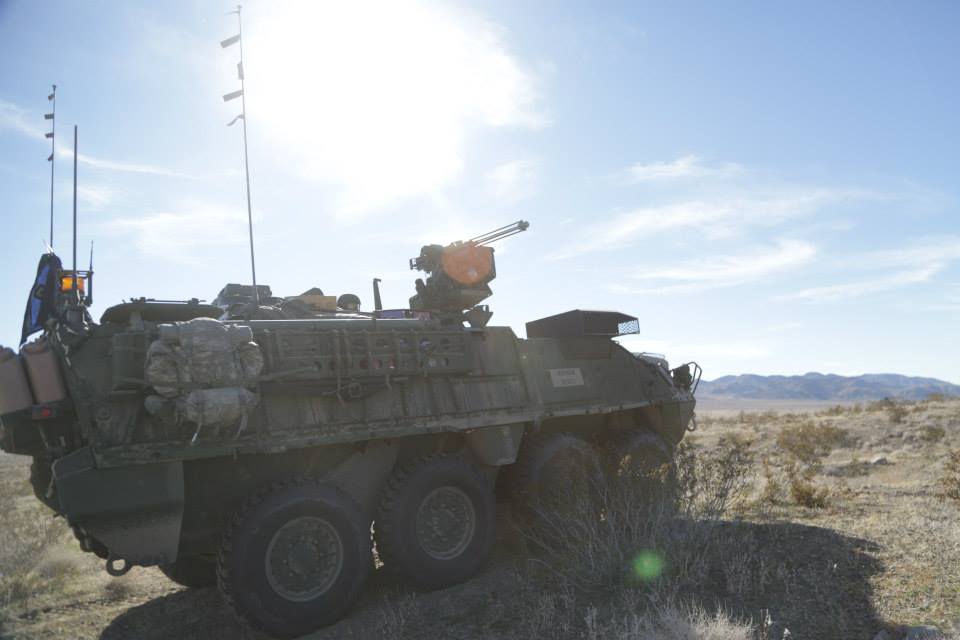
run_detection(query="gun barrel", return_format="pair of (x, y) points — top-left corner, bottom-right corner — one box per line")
(468, 220), (529, 246)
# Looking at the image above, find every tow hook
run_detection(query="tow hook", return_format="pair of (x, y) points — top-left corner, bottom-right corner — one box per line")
(105, 556), (132, 577)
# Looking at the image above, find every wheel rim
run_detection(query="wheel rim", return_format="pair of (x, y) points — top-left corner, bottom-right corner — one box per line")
(415, 486), (476, 560)
(265, 516), (344, 602)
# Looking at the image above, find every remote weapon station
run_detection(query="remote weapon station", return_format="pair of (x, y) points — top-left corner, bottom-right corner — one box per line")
(1, 219), (699, 636)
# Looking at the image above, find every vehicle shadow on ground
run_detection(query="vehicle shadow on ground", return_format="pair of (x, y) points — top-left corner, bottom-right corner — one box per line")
(687, 520), (885, 639)
(100, 519), (884, 640)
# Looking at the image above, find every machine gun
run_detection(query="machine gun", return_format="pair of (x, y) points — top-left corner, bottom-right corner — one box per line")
(409, 220), (529, 324)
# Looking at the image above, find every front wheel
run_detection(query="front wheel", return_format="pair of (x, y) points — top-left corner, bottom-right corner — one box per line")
(509, 432), (603, 521)
(612, 429), (676, 499)
(375, 454), (495, 590)
(217, 480), (371, 638)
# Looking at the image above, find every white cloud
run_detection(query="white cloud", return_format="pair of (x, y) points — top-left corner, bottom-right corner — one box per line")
(59, 146), (195, 179)
(622, 155), (742, 182)
(549, 188), (869, 260)
(247, 1), (546, 217)
(102, 203), (248, 263)
(777, 236), (960, 303)
(609, 239), (816, 294)
(844, 235), (960, 270)
(764, 322), (802, 333)
(0, 99), (193, 178)
(0, 100), (43, 138)
(485, 159), (539, 203)
(777, 266), (940, 302)
(77, 184), (117, 210)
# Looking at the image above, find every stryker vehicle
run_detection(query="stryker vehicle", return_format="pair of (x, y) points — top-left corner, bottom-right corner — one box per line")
(0, 221), (698, 638)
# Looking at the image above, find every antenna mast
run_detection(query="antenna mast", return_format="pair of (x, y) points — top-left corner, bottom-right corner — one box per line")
(222, 5), (260, 305)
(72, 125), (78, 297)
(45, 85), (56, 248)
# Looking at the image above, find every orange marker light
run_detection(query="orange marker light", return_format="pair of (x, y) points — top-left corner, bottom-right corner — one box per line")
(59, 274), (86, 294)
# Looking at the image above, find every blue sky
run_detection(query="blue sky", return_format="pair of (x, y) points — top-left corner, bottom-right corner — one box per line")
(1, 1), (958, 382)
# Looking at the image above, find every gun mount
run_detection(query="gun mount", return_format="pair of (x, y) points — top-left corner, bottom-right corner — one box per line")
(408, 220), (529, 320)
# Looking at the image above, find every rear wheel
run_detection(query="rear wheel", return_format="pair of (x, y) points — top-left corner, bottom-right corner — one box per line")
(159, 555), (217, 588)
(217, 480), (371, 638)
(375, 454), (495, 590)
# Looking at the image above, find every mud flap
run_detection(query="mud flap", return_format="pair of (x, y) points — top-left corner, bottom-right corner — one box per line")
(465, 423), (525, 466)
(325, 441), (399, 516)
(53, 447), (184, 567)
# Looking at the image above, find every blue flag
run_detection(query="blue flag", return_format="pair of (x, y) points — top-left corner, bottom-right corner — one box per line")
(21, 253), (62, 344)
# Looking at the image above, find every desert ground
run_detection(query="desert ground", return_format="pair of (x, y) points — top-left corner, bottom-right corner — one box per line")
(1, 397), (958, 639)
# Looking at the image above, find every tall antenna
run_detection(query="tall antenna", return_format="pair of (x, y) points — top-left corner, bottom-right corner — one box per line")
(44, 85), (56, 248)
(221, 5), (260, 305)
(72, 125), (78, 297)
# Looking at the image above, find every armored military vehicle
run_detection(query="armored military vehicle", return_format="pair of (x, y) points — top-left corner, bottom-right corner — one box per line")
(0, 221), (698, 638)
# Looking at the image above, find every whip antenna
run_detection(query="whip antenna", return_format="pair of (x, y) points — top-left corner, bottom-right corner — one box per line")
(221, 5), (260, 305)
(72, 125), (78, 297)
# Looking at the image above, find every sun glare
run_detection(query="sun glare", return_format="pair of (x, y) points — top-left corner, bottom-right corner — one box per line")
(246, 1), (541, 218)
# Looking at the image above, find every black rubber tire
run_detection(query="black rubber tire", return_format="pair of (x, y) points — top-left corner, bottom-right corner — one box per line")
(509, 432), (603, 507)
(217, 480), (371, 639)
(375, 454), (495, 590)
(158, 556), (217, 588)
(612, 429), (677, 497)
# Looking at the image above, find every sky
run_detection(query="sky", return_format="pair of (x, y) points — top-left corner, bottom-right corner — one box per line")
(0, 0), (958, 382)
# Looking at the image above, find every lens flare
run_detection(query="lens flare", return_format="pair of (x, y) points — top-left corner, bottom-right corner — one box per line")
(632, 550), (664, 581)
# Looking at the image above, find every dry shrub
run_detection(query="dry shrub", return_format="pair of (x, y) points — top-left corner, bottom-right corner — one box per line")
(584, 601), (757, 640)
(34, 546), (83, 579)
(102, 575), (138, 602)
(708, 412), (779, 428)
(676, 435), (755, 518)
(775, 421), (850, 465)
(737, 411), (778, 426)
(869, 398), (910, 423)
(511, 584), (578, 639)
(837, 455), (871, 478)
(518, 436), (756, 595)
(818, 403), (863, 416)
(939, 450), (960, 503)
(510, 590), (760, 640)
(819, 405), (850, 417)
(759, 458), (784, 505)
(760, 459), (830, 509)
(376, 591), (423, 639)
(921, 425), (946, 443)
(0, 506), (72, 609)
(788, 471), (830, 509)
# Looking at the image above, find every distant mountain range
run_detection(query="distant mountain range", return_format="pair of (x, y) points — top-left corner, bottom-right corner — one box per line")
(697, 372), (960, 401)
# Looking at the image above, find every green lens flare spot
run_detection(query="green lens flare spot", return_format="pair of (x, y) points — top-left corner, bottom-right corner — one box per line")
(632, 550), (664, 581)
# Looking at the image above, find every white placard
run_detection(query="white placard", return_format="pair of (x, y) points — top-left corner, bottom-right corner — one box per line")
(549, 367), (584, 387)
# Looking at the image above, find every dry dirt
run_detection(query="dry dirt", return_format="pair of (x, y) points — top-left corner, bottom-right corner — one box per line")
(1, 398), (958, 639)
